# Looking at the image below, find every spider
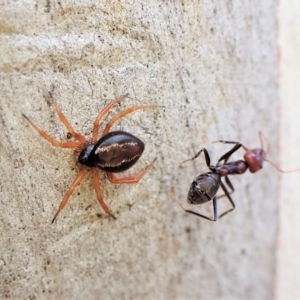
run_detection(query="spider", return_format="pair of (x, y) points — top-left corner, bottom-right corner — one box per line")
(23, 94), (159, 223)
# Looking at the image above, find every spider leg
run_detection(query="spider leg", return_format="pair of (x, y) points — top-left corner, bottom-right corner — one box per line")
(92, 169), (116, 219)
(102, 105), (162, 136)
(92, 94), (129, 142)
(52, 100), (86, 143)
(52, 169), (88, 223)
(107, 158), (157, 184)
(23, 114), (80, 148)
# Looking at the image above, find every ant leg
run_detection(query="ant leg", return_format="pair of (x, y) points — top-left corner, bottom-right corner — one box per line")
(92, 169), (116, 219)
(214, 140), (248, 164)
(107, 158), (157, 184)
(180, 148), (211, 168)
(102, 105), (163, 136)
(52, 169), (88, 223)
(172, 187), (217, 221)
(216, 143), (243, 165)
(52, 101), (86, 143)
(92, 94), (129, 142)
(216, 176), (235, 199)
(225, 176), (234, 193)
(177, 196), (218, 221)
(23, 114), (80, 148)
(213, 139), (248, 151)
(218, 179), (235, 218)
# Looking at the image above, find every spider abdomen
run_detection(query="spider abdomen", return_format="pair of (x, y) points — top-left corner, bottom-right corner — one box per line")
(79, 131), (145, 172)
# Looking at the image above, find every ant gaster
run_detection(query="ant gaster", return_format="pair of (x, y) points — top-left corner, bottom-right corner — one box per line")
(23, 94), (161, 223)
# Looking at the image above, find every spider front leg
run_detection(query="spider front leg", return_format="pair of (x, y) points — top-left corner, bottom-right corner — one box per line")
(23, 114), (81, 149)
(106, 158), (157, 184)
(102, 105), (163, 136)
(92, 94), (129, 142)
(52, 100), (86, 143)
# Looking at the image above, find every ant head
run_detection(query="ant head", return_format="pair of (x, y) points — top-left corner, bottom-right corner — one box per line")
(243, 131), (270, 173)
(243, 148), (264, 173)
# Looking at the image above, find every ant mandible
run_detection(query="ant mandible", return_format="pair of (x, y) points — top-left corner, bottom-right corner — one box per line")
(23, 93), (160, 223)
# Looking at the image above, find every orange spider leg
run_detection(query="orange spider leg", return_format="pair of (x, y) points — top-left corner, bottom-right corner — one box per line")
(92, 169), (116, 219)
(52, 100), (86, 143)
(92, 94), (129, 142)
(107, 158), (157, 184)
(52, 168), (88, 223)
(23, 114), (80, 148)
(102, 105), (162, 136)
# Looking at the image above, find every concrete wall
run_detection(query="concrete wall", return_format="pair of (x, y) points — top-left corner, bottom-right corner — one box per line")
(277, 1), (300, 299)
(1, 1), (282, 299)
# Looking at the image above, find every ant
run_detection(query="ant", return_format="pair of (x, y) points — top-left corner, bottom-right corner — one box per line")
(176, 131), (300, 221)
(176, 142), (247, 221)
(23, 94), (161, 223)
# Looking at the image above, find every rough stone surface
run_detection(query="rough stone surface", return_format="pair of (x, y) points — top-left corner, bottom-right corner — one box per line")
(276, 0), (300, 298)
(1, 1), (278, 299)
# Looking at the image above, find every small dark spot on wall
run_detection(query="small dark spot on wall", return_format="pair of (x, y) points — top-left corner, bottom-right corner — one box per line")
(85, 205), (92, 211)
(45, 0), (51, 13)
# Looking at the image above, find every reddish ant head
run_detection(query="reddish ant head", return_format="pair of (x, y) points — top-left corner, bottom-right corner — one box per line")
(244, 131), (300, 174)
(242, 131), (270, 173)
(243, 148), (265, 173)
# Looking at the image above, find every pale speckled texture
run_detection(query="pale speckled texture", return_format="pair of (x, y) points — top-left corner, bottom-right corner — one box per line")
(1, 1), (278, 299)
(276, 0), (300, 298)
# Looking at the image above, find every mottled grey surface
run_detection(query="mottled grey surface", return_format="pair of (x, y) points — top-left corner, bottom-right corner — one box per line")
(0, 1), (278, 299)
(277, 0), (300, 298)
